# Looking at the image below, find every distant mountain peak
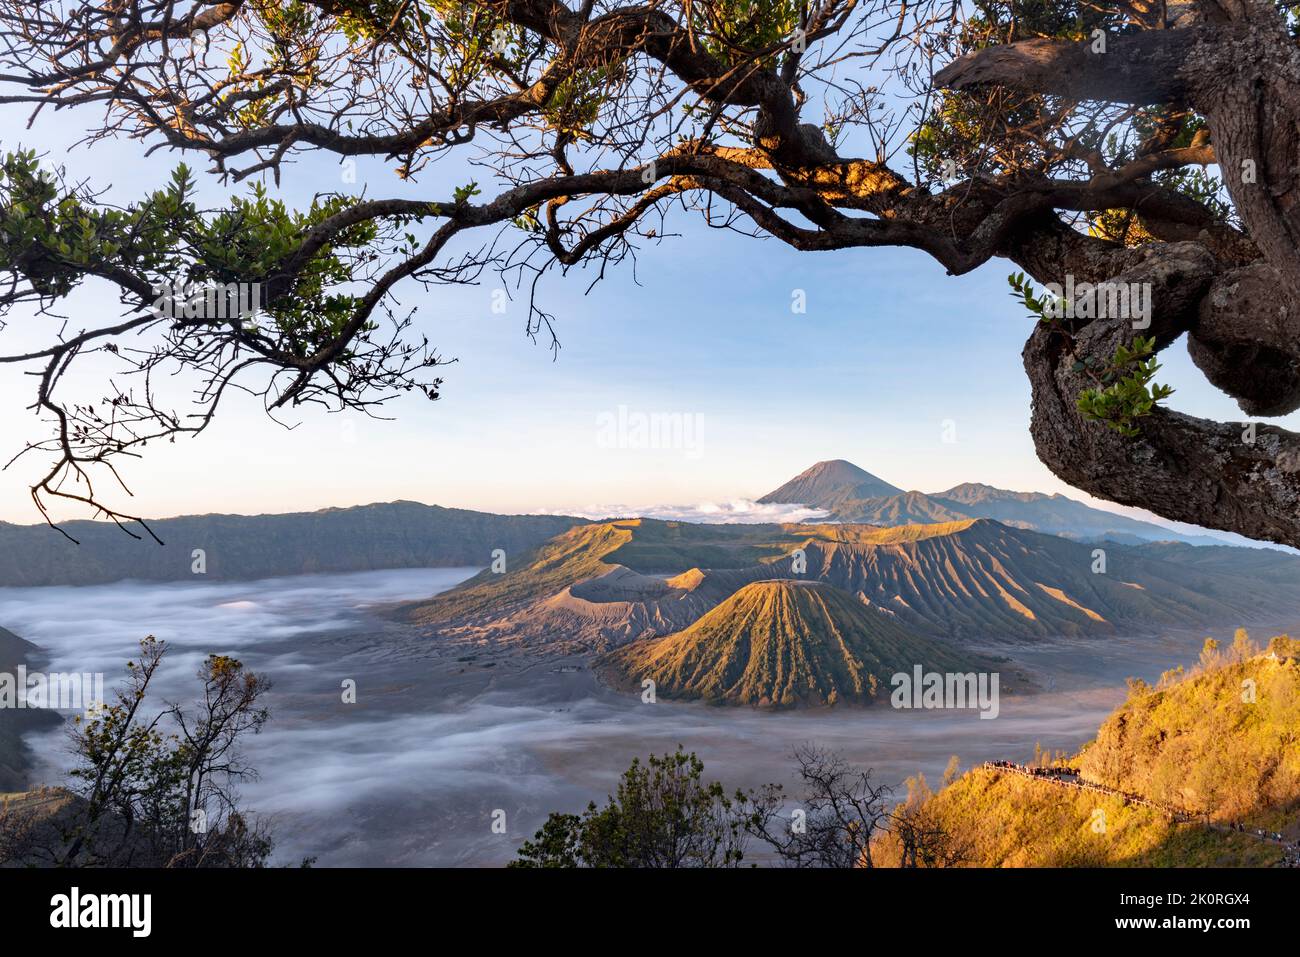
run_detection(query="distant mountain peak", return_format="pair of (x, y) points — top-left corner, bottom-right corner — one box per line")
(937, 482), (1047, 505)
(759, 462), (1235, 547)
(758, 460), (902, 507)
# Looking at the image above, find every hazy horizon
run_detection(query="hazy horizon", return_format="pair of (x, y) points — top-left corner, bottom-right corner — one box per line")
(0, 454), (1254, 546)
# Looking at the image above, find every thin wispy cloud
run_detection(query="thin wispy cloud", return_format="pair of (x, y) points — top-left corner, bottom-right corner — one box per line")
(545, 500), (830, 525)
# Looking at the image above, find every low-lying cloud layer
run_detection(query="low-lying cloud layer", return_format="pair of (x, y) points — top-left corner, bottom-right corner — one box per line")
(0, 568), (1212, 866)
(549, 499), (830, 524)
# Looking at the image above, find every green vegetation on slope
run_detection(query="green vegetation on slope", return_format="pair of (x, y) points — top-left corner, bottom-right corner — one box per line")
(404, 515), (1300, 645)
(603, 519), (802, 572)
(595, 579), (990, 707)
(0, 502), (586, 586)
(805, 520), (1300, 639)
(403, 521), (640, 624)
(403, 518), (805, 624)
(796, 519), (980, 545)
(896, 768), (1280, 867)
(898, 632), (1300, 867)
(1079, 632), (1300, 822)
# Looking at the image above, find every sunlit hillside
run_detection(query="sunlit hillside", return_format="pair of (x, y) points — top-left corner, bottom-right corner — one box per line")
(404, 517), (1300, 648)
(1079, 633), (1300, 823)
(883, 633), (1300, 867)
(595, 579), (996, 707)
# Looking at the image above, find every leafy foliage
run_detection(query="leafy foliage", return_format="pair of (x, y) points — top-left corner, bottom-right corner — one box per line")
(0, 151), (191, 299)
(0, 0), (1290, 544)
(1009, 273), (1174, 436)
(692, 0), (802, 67)
(1008, 271), (1062, 324)
(1076, 337), (1174, 437)
(511, 747), (751, 867)
(513, 743), (964, 868)
(0, 637), (280, 867)
(61, 637), (276, 867)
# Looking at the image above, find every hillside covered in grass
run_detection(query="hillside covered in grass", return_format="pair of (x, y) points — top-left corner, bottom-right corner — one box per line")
(890, 767), (1281, 867)
(402, 516), (1300, 651)
(1079, 632), (1300, 823)
(888, 632), (1300, 867)
(595, 579), (997, 707)
(0, 502), (586, 586)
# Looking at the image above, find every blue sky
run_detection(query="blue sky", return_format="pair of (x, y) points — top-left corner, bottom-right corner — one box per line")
(1, 109), (1292, 539)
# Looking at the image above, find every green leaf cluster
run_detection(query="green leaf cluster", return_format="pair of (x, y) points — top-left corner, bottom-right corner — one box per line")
(510, 747), (750, 867)
(0, 151), (197, 298)
(1, 150), (388, 358)
(1075, 336), (1174, 437)
(1007, 271), (1060, 323)
(693, 0), (801, 67)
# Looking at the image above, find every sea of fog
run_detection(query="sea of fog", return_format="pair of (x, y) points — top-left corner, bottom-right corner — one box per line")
(0, 569), (1247, 866)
